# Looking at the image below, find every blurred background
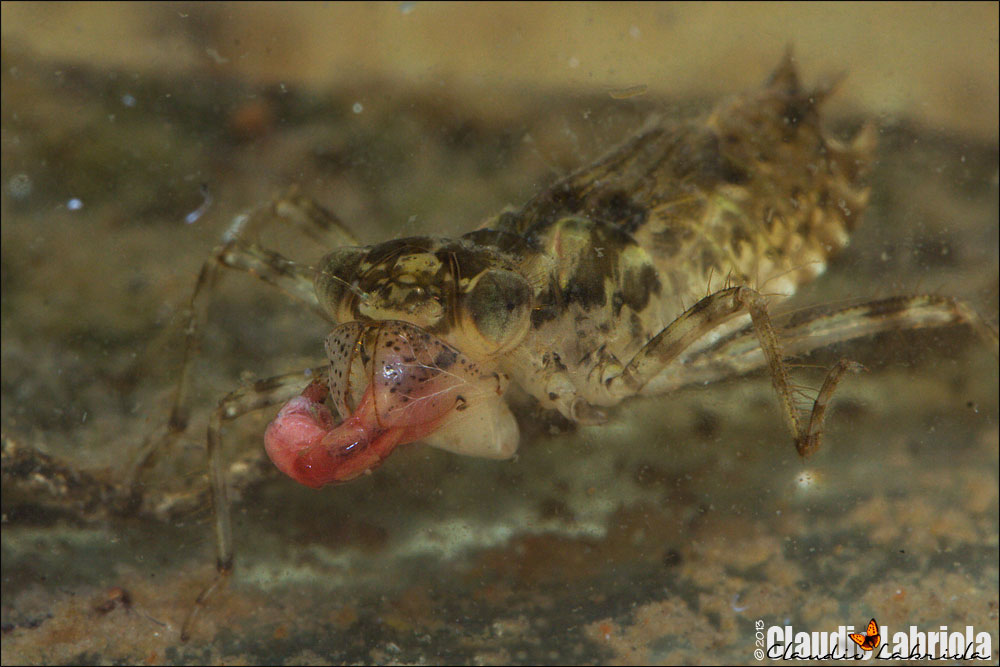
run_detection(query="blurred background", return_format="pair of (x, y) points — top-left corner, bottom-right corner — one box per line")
(2, 3), (997, 664)
(3, 2), (997, 139)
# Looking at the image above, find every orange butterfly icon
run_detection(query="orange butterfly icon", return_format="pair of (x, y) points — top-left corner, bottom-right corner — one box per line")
(849, 618), (881, 651)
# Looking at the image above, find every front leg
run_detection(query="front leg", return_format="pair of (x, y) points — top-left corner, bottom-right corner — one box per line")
(124, 192), (355, 510)
(182, 365), (326, 641)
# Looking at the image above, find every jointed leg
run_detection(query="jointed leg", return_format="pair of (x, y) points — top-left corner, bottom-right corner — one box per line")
(797, 359), (866, 457)
(742, 290), (869, 456)
(605, 288), (997, 458)
(123, 192), (350, 511)
(608, 287), (753, 395)
(605, 286), (821, 453)
(269, 186), (359, 248)
(630, 293), (997, 456)
(672, 295), (998, 389)
(743, 288), (807, 447)
(181, 366), (326, 641)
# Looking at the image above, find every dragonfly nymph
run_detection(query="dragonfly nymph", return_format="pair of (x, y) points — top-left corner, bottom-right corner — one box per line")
(135, 54), (994, 639)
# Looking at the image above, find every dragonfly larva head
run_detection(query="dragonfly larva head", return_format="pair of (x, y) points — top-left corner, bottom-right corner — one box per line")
(269, 235), (535, 481)
(265, 318), (519, 488)
(315, 236), (534, 357)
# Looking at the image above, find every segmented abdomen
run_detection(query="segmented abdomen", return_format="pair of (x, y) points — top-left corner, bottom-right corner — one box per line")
(496, 55), (875, 327)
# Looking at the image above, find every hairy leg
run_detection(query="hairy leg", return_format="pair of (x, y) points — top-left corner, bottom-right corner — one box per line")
(181, 366), (326, 641)
(604, 289), (997, 457)
(123, 192), (351, 511)
(666, 295), (998, 390)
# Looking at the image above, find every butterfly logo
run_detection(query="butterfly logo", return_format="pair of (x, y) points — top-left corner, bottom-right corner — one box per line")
(849, 618), (881, 651)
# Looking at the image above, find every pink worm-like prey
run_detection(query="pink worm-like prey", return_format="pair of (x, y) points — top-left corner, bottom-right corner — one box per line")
(264, 378), (456, 488)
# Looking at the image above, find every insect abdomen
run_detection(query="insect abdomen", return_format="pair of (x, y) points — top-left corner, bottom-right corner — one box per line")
(501, 55), (875, 325)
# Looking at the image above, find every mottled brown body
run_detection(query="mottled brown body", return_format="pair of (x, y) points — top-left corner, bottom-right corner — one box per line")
(315, 55), (875, 423)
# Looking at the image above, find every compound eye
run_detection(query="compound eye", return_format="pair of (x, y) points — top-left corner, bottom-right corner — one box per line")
(315, 246), (367, 318)
(463, 269), (533, 353)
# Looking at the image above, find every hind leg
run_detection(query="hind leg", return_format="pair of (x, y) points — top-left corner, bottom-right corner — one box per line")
(635, 293), (997, 456)
(600, 288), (996, 457)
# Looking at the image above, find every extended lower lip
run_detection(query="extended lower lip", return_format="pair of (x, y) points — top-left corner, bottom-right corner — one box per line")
(265, 376), (456, 488)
